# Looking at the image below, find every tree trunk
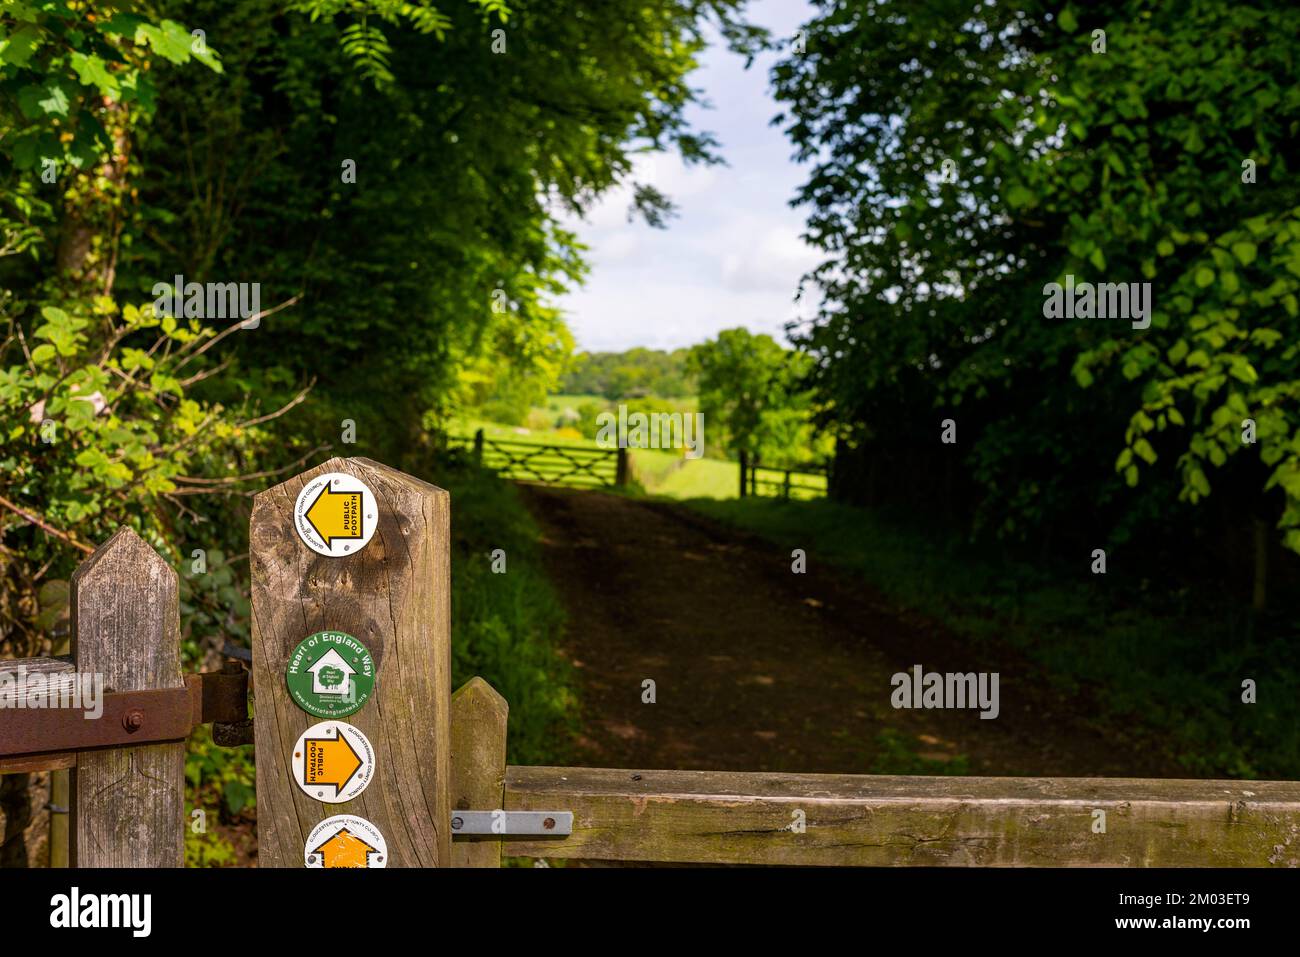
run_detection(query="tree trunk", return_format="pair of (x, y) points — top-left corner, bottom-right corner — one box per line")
(55, 97), (130, 295)
(1252, 518), (1268, 613)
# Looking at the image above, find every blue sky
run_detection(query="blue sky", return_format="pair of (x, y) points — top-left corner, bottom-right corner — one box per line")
(556, 0), (818, 353)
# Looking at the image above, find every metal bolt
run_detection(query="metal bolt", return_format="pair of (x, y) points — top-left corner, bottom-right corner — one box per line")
(543, 817), (556, 830)
(122, 709), (144, 733)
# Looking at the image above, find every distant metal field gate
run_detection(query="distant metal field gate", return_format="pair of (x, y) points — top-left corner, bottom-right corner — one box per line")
(446, 429), (627, 489)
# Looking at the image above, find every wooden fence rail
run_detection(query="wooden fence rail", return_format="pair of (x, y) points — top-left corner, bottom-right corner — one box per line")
(738, 452), (828, 500)
(499, 766), (1300, 867)
(5, 456), (1300, 869)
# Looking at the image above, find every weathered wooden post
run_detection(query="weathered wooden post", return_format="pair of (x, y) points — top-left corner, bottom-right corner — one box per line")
(473, 428), (485, 467)
(449, 677), (508, 867)
(250, 457), (451, 867)
(738, 450), (748, 498)
(782, 470), (792, 500)
(70, 528), (185, 867)
(615, 447), (629, 488)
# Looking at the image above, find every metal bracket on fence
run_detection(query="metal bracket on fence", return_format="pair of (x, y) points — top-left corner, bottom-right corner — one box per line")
(0, 667), (249, 759)
(450, 810), (573, 837)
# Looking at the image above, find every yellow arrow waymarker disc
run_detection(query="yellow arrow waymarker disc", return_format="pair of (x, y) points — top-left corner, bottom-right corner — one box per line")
(291, 721), (375, 804)
(305, 815), (387, 869)
(293, 472), (377, 557)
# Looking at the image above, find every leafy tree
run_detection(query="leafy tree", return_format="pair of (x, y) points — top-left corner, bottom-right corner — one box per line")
(563, 347), (697, 399)
(773, 0), (1300, 570)
(690, 327), (818, 465)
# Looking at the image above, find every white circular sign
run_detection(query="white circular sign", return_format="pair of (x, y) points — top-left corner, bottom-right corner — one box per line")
(304, 814), (388, 868)
(293, 471), (377, 557)
(291, 720), (375, 804)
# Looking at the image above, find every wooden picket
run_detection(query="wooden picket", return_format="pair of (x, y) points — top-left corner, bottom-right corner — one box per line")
(0, 529), (188, 866)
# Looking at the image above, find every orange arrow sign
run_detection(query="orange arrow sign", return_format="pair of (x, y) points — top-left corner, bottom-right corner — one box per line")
(304, 485), (363, 547)
(311, 828), (378, 868)
(301, 728), (363, 792)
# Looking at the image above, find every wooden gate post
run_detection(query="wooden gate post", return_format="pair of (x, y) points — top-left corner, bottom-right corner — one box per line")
(70, 528), (185, 867)
(450, 678), (508, 867)
(251, 457), (451, 867)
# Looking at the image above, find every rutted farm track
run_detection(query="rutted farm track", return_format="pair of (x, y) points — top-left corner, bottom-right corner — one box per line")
(520, 485), (1179, 778)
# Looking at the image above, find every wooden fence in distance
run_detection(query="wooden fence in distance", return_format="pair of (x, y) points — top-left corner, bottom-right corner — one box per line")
(739, 451), (828, 500)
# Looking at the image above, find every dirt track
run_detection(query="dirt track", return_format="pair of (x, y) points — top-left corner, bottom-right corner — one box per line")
(521, 484), (1178, 778)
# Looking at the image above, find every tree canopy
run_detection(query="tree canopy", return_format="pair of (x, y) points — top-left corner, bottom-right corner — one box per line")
(0, 0), (762, 646)
(773, 0), (1300, 564)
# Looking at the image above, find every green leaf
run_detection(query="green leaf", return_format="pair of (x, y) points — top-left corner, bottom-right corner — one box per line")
(1230, 241), (1257, 266)
(11, 133), (40, 171)
(1194, 267), (1215, 288)
(0, 25), (42, 68)
(136, 22), (191, 65)
(18, 81), (69, 119)
(1059, 8), (1078, 33)
(1005, 184), (1035, 209)
(70, 52), (120, 97)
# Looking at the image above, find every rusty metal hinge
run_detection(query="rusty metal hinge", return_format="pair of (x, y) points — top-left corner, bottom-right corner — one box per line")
(0, 666), (249, 760)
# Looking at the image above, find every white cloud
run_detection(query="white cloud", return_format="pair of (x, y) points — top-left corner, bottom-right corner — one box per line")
(554, 0), (820, 352)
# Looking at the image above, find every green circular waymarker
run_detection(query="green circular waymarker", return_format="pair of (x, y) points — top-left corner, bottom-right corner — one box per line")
(286, 631), (375, 719)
